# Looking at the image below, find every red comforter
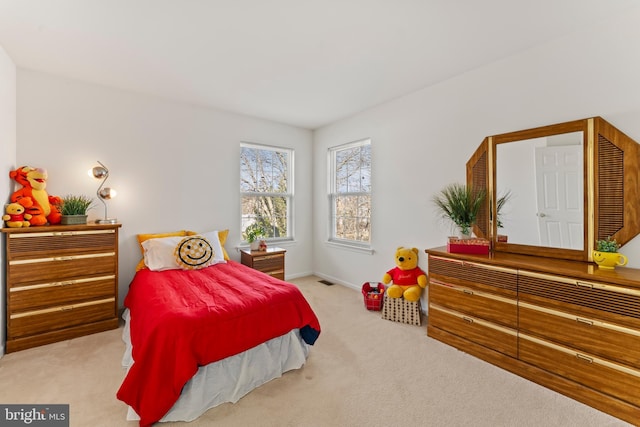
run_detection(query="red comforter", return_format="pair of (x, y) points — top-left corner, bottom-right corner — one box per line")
(116, 261), (320, 426)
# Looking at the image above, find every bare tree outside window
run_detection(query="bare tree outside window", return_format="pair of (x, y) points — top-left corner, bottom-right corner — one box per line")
(240, 143), (292, 241)
(330, 139), (371, 245)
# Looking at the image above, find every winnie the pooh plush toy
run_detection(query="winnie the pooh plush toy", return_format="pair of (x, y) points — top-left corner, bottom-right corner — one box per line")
(9, 166), (62, 226)
(3, 202), (32, 228)
(382, 247), (427, 302)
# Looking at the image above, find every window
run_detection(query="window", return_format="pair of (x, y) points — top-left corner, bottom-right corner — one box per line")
(240, 143), (293, 242)
(329, 139), (371, 246)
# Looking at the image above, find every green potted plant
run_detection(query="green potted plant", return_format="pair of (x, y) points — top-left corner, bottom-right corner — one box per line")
(59, 194), (94, 225)
(432, 183), (486, 238)
(593, 236), (628, 269)
(596, 236), (620, 253)
(244, 224), (267, 251)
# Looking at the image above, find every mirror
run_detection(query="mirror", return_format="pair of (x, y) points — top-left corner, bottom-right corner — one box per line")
(466, 119), (589, 261)
(466, 116), (640, 262)
(496, 131), (584, 250)
(485, 119), (589, 261)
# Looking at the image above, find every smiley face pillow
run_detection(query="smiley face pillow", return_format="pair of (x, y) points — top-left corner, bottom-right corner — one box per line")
(174, 235), (214, 270)
(141, 230), (226, 271)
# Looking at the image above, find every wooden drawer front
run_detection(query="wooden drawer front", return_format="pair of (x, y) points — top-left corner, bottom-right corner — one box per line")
(267, 271), (285, 280)
(9, 275), (116, 312)
(9, 252), (115, 284)
(252, 253), (284, 273)
(520, 303), (640, 368)
(518, 270), (640, 329)
(8, 229), (116, 260)
(428, 255), (517, 298)
(8, 298), (115, 339)
(519, 334), (640, 407)
(430, 280), (517, 328)
(429, 303), (517, 358)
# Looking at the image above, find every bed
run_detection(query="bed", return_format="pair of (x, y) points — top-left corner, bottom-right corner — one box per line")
(116, 230), (321, 426)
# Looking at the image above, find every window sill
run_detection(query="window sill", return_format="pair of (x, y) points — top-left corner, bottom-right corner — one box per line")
(326, 240), (374, 255)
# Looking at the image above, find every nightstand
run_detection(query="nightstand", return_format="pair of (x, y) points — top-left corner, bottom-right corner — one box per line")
(240, 247), (286, 280)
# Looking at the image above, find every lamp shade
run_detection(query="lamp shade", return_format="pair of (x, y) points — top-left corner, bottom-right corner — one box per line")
(99, 187), (117, 200)
(92, 165), (108, 180)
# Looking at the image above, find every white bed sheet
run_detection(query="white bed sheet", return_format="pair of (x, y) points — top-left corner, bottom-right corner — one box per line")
(121, 308), (310, 422)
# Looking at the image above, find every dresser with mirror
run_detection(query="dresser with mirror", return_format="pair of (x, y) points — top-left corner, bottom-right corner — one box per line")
(426, 117), (640, 424)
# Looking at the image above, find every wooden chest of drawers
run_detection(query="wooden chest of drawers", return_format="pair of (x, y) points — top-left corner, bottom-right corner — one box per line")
(240, 247), (286, 280)
(425, 247), (640, 425)
(3, 223), (121, 352)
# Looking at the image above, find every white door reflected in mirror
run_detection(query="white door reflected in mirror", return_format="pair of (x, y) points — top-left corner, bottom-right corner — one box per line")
(535, 144), (583, 249)
(496, 131), (583, 250)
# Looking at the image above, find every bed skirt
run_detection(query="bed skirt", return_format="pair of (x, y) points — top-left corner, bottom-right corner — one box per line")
(121, 309), (310, 422)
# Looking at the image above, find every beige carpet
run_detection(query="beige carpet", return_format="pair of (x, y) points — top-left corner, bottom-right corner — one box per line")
(0, 276), (632, 427)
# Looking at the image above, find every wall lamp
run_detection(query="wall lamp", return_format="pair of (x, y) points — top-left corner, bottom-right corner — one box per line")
(92, 161), (117, 224)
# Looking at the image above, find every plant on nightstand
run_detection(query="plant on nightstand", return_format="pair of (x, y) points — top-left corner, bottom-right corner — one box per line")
(244, 224), (267, 251)
(59, 194), (94, 225)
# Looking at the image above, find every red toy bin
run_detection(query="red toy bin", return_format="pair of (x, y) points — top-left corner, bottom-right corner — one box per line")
(361, 282), (385, 311)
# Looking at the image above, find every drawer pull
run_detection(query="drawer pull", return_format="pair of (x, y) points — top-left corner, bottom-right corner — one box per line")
(576, 281), (594, 289)
(462, 289), (474, 296)
(462, 316), (474, 324)
(576, 317), (594, 326)
(59, 306), (74, 312)
(54, 256), (74, 261)
(53, 232), (75, 236)
(55, 281), (74, 287)
(576, 353), (593, 363)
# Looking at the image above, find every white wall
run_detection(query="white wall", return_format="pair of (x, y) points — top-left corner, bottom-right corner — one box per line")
(16, 71), (314, 306)
(0, 44), (17, 356)
(312, 5), (640, 292)
(12, 5), (640, 311)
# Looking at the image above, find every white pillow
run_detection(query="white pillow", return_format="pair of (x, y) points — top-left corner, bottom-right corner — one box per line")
(142, 231), (226, 271)
(197, 230), (226, 264)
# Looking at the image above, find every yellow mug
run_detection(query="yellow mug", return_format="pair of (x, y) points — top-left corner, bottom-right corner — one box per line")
(592, 251), (628, 269)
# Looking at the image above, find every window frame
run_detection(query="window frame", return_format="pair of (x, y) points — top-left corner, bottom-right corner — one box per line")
(240, 142), (294, 244)
(328, 138), (372, 250)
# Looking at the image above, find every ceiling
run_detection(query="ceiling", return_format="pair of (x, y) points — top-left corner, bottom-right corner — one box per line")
(0, 1), (635, 129)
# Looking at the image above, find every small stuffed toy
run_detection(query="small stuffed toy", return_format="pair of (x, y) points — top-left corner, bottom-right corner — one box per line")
(383, 246), (428, 302)
(9, 166), (62, 226)
(3, 202), (32, 228)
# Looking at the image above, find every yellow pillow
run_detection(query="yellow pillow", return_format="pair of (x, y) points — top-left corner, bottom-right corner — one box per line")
(135, 230), (189, 271)
(187, 229), (230, 260)
(218, 229), (230, 260)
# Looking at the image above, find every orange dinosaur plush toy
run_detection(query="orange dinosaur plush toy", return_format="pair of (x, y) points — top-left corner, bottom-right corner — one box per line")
(9, 166), (62, 226)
